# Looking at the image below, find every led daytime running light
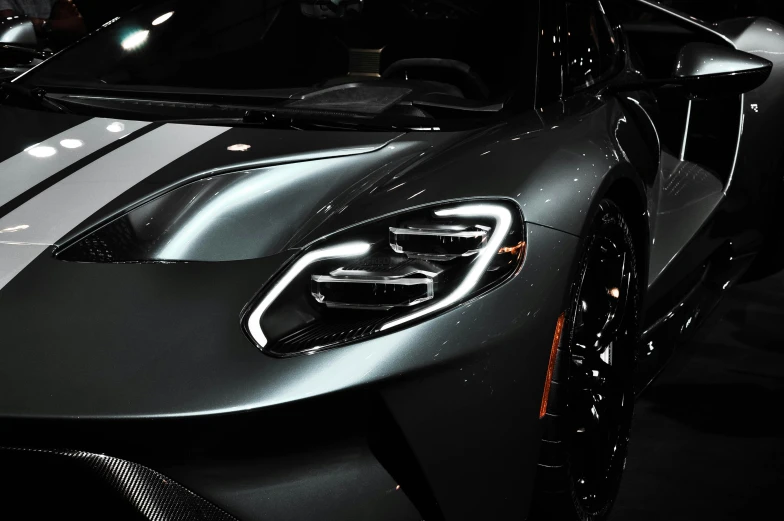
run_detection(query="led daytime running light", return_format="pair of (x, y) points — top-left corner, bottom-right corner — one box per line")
(380, 203), (513, 331)
(247, 241), (371, 347)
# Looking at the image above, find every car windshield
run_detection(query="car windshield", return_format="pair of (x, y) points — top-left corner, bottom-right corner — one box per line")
(19, 0), (538, 119)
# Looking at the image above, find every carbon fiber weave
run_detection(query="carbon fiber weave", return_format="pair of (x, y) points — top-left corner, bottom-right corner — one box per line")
(1, 447), (239, 521)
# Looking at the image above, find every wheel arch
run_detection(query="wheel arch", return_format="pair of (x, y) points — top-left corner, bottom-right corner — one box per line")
(581, 166), (651, 291)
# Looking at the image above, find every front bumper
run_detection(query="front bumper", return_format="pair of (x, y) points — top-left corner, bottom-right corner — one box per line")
(0, 223), (579, 520)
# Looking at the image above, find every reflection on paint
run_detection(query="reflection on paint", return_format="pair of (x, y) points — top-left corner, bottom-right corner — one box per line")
(60, 139), (84, 149)
(0, 225), (29, 234)
(157, 163), (312, 258)
(152, 12), (174, 26)
(27, 146), (57, 158)
(121, 30), (149, 50)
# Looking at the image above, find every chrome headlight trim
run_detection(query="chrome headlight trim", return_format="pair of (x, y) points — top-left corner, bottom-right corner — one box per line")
(379, 203), (513, 331)
(243, 200), (524, 356)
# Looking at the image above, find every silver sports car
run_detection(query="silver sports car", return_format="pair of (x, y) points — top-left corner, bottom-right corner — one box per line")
(0, 1), (782, 520)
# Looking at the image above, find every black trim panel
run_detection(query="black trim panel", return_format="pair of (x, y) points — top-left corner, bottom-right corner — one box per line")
(0, 447), (238, 521)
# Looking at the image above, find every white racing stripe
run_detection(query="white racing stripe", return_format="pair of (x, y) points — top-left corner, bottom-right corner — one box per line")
(0, 123), (230, 291)
(0, 118), (150, 209)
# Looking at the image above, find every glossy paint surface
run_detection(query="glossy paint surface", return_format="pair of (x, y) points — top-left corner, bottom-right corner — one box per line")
(674, 42), (772, 77)
(1, 1), (784, 520)
(0, 223), (575, 418)
(57, 135), (438, 261)
(0, 18), (36, 46)
(0, 118), (149, 209)
(0, 223), (576, 519)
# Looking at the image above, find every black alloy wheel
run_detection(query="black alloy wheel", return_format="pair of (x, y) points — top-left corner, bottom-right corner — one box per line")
(529, 200), (640, 521)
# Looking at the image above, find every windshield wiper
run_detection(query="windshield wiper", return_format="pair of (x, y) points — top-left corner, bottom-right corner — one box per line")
(409, 93), (504, 114)
(0, 82), (70, 113)
(40, 87), (498, 131)
(159, 107), (494, 132)
(0, 43), (53, 61)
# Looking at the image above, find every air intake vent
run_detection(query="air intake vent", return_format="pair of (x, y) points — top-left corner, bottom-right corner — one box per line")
(0, 447), (238, 521)
(273, 314), (398, 356)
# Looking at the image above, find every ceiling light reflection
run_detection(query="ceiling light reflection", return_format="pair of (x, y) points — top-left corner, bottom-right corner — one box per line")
(106, 122), (125, 133)
(27, 146), (57, 158)
(60, 139), (84, 149)
(121, 30), (149, 50)
(227, 144), (251, 152)
(152, 11), (174, 25)
(0, 225), (29, 234)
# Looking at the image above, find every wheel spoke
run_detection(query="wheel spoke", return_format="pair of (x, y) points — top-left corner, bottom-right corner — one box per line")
(566, 228), (636, 513)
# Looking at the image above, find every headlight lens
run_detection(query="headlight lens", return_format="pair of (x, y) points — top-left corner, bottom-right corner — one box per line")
(244, 201), (525, 357)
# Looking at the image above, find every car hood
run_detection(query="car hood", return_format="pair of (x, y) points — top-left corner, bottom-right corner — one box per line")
(1, 107), (408, 253)
(0, 105), (558, 265)
(0, 105), (552, 419)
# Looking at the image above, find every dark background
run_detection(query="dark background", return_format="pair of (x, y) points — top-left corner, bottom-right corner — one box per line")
(71, 0), (784, 32)
(612, 4), (784, 521)
(72, 0), (140, 30)
(614, 272), (784, 520)
(665, 0), (784, 21)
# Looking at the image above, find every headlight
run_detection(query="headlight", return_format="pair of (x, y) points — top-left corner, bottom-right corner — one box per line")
(244, 201), (526, 357)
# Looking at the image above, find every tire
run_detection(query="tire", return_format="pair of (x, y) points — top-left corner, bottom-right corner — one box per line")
(528, 200), (641, 521)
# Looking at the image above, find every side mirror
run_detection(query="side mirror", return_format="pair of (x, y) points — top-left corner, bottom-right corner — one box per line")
(612, 43), (772, 99)
(673, 43), (773, 99)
